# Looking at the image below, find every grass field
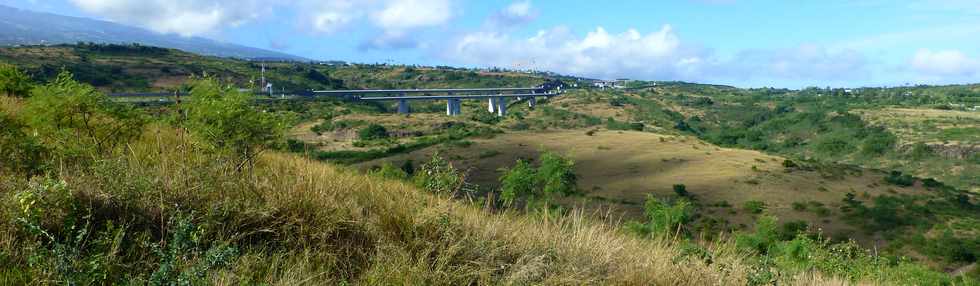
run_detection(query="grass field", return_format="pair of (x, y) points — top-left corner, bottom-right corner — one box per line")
(355, 130), (937, 244)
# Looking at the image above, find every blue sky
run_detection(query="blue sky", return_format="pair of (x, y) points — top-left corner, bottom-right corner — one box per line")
(4, 0), (980, 88)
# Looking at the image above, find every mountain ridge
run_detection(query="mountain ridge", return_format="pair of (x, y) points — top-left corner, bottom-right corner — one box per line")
(0, 4), (307, 61)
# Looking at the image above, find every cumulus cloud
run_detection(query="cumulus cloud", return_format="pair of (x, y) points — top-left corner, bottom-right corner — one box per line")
(68, 0), (264, 36)
(910, 49), (980, 77)
(370, 0), (453, 30)
(486, 0), (538, 28)
(443, 25), (708, 80)
(69, 0), (455, 43)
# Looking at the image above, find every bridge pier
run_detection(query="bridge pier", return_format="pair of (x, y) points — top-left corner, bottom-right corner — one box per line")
(398, 98), (410, 114)
(446, 99), (461, 116)
(487, 98), (496, 113)
(496, 97), (507, 117)
(528, 96), (536, 108)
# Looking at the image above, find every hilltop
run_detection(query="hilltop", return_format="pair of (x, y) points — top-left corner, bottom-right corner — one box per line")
(0, 44), (550, 93)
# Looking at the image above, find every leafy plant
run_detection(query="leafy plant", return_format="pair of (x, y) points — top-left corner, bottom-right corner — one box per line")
(183, 77), (286, 170)
(0, 62), (32, 97)
(628, 196), (693, 238)
(24, 71), (145, 159)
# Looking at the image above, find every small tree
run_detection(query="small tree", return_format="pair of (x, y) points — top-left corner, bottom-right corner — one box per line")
(183, 77), (285, 170)
(499, 159), (537, 206)
(497, 152), (577, 209)
(414, 154), (463, 194)
(627, 196), (693, 238)
(25, 71), (145, 159)
(0, 113), (47, 174)
(536, 152), (577, 197)
(0, 62), (32, 97)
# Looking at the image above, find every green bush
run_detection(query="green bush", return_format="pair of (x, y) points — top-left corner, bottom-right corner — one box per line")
(743, 200), (767, 214)
(370, 162), (409, 180)
(884, 171), (916, 187)
(414, 154), (463, 194)
(497, 152), (577, 208)
(25, 71), (145, 159)
(183, 77), (286, 170)
(673, 184), (689, 197)
(628, 196), (693, 238)
(499, 159), (537, 206)
(358, 124), (389, 141)
(0, 62), (32, 97)
(0, 113), (47, 174)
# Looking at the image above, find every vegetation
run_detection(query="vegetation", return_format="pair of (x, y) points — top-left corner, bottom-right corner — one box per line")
(498, 152), (578, 208)
(0, 63), (32, 97)
(182, 77), (288, 170)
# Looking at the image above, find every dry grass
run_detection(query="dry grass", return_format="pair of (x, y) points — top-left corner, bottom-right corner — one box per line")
(360, 130), (937, 244)
(1, 123), (857, 285)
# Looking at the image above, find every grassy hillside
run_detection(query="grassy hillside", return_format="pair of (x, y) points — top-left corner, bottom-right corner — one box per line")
(287, 86), (979, 278)
(2, 48), (977, 284)
(1, 87), (890, 285)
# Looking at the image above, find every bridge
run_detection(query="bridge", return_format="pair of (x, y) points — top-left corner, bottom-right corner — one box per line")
(110, 84), (564, 117)
(311, 87), (561, 116)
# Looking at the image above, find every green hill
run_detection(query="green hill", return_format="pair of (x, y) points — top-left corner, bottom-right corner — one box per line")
(1, 46), (978, 284)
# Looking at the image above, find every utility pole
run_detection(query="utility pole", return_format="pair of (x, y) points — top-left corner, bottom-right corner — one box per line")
(260, 62), (266, 93)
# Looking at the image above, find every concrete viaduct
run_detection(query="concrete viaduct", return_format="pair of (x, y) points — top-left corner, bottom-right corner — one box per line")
(311, 87), (561, 117)
(109, 85), (564, 117)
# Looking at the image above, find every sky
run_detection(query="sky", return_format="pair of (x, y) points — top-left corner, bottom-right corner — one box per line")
(4, 0), (980, 88)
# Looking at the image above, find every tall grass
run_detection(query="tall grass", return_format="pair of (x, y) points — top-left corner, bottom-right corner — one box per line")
(0, 124), (770, 285)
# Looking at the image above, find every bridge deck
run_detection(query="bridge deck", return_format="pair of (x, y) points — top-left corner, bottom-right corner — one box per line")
(312, 87), (542, 94)
(358, 92), (557, 101)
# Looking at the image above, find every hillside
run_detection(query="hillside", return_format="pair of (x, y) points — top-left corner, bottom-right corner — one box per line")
(286, 85), (979, 278)
(1, 48), (978, 284)
(0, 4), (304, 61)
(0, 44), (548, 92)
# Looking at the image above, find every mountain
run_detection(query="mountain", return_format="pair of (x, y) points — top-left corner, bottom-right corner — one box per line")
(0, 4), (307, 61)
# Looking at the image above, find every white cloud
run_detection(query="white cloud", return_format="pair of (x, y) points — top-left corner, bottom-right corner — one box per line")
(68, 0), (263, 37)
(485, 1), (538, 29)
(444, 25), (708, 80)
(910, 49), (980, 76)
(370, 0), (453, 30)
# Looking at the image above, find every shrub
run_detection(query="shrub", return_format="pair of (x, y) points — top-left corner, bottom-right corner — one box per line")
(0, 62), (32, 97)
(743, 200), (767, 214)
(782, 159), (798, 169)
(860, 132), (896, 156)
(498, 152), (577, 208)
(25, 71), (145, 159)
(414, 154), (463, 194)
(791, 202), (807, 211)
(536, 152), (577, 197)
(370, 162), (409, 180)
(0, 113), (47, 174)
(628, 196), (693, 238)
(358, 124), (389, 141)
(183, 77), (285, 170)
(884, 171), (916, 187)
(673, 184), (689, 197)
(499, 159), (537, 206)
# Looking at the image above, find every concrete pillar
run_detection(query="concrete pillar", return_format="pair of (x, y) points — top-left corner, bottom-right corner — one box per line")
(496, 97), (507, 117)
(488, 98), (496, 113)
(453, 99), (461, 115)
(529, 96), (536, 108)
(397, 92), (411, 114)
